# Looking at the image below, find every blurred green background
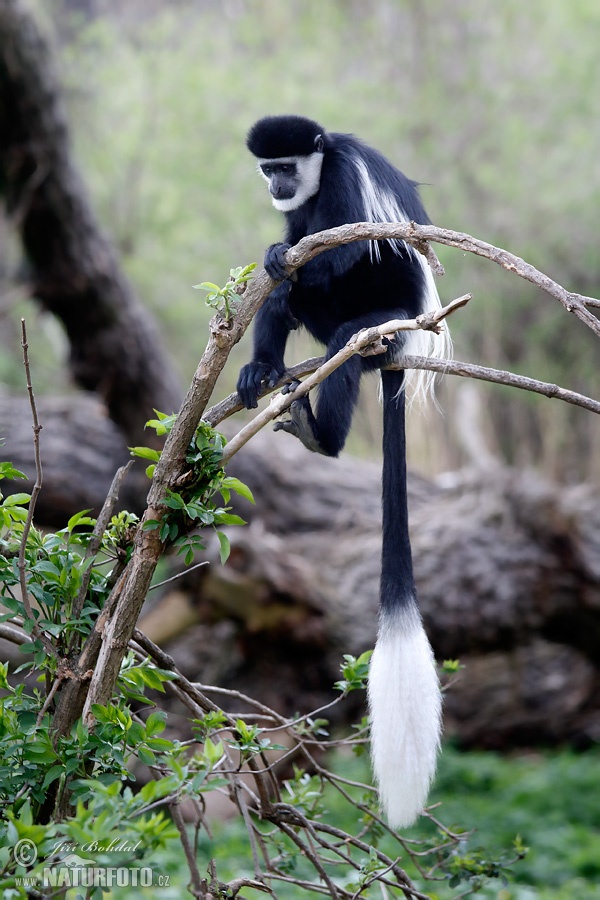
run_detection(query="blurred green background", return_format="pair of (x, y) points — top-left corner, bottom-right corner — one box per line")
(2, 0), (599, 480)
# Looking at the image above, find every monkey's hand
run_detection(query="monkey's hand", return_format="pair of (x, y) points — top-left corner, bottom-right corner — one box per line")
(274, 395), (327, 455)
(237, 360), (285, 409)
(264, 243), (293, 282)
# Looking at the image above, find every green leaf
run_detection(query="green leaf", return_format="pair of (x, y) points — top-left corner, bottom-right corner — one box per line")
(216, 531), (230, 565)
(2, 493), (31, 507)
(66, 509), (95, 532)
(214, 513), (245, 526)
(129, 446), (161, 461)
(220, 477), (255, 504)
(145, 711), (167, 736)
(203, 737), (224, 766)
(137, 746), (156, 766)
(142, 519), (161, 531)
(0, 462), (27, 480)
(42, 765), (64, 790)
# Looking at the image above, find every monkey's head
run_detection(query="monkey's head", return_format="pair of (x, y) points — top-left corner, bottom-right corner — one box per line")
(247, 115), (326, 212)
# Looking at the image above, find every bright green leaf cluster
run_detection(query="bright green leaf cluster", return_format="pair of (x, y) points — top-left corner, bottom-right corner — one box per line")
(334, 650), (372, 695)
(193, 263), (257, 321)
(228, 719), (285, 761)
(0, 460), (30, 533)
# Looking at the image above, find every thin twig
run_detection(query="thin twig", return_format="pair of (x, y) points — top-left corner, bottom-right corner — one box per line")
(397, 355), (600, 415)
(233, 780), (264, 878)
(71, 461), (134, 623)
(275, 820), (341, 899)
(203, 356), (325, 427)
(170, 800), (205, 897)
(17, 319), (56, 657)
(35, 673), (64, 727)
(208, 345), (600, 438)
(148, 560), (208, 591)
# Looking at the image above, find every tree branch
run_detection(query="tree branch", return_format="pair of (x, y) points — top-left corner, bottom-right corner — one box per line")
(0, 622), (30, 645)
(67, 216), (600, 748)
(395, 355), (600, 416)
(17, 319), (56, 657)
(281, 222), (600, 338)
(70, 460), (133, 625)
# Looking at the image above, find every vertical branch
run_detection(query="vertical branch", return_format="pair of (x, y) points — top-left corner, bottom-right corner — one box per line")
(17, 318), (55, 656)
(70, 460), (134, 625)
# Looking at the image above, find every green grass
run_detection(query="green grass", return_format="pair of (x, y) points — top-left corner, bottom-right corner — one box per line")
(423, 745), (600, 898)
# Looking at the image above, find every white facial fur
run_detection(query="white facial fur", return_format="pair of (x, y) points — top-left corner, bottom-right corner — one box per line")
(257, 152), (324, 211)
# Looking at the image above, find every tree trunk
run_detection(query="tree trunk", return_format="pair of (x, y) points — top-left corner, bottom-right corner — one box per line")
(0, 0), (181, 446)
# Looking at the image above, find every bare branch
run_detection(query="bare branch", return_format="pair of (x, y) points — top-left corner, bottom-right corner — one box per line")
(204, 356), (324, 427)
(17, 319), (56, 657)
(0, 622), (30, 645)
(209, 345), (600, 441)
(71, 461), (134, 624)
(170, 801), (206, 898)
(396, 355), (600, 415)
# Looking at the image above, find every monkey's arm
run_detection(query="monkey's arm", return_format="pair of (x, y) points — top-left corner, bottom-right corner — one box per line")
(237, 282), (297, 409)
(265, 240), (368, 290)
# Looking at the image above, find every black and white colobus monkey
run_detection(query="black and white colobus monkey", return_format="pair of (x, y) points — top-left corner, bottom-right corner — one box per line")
(237, 115), (449, 828)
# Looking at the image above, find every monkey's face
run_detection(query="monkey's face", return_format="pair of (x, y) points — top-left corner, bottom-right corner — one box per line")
(256, 152), (323, 212)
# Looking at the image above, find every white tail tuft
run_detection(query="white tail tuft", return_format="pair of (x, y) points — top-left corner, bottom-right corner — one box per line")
(367, 603), (442, 829)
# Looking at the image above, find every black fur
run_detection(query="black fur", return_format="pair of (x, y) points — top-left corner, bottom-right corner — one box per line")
(247, 115), (324, 158)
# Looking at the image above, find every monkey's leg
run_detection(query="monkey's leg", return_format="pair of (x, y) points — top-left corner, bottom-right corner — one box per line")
(274, 353), (363, 457)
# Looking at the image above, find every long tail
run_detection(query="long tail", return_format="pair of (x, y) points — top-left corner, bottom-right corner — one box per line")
(367, 368), (442, 829)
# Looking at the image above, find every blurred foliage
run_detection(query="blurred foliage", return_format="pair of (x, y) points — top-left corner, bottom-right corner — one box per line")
(2, 0), (600, 476)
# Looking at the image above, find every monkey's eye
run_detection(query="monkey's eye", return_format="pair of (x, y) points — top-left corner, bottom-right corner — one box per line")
(261, 165), (273, 177)
(279, 164), (294, 175)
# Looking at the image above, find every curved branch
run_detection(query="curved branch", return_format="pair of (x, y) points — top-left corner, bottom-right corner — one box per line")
(282, 222), (600, 338)
(0, 622), (30, 646)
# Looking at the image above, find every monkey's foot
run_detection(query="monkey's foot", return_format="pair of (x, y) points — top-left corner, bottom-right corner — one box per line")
(281, 378), (301, 395)
(274, 395), (327, 455)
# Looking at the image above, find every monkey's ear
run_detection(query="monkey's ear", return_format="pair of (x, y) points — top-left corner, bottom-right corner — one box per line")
(314, 134), (324, 153)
